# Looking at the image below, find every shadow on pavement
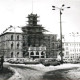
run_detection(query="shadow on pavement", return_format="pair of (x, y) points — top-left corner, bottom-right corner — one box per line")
(42, 67), (78, 80)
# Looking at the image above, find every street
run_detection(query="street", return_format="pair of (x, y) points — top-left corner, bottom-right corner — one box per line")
(9, 64), (44, 80)
(5, 63), (80, 80)
(43, 67), (79, 80)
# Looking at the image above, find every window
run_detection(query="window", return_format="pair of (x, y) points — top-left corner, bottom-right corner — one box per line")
(23, 52), (26, 57)
(23, 42), (25, 46)
(17, 35), (19, 40)
(66, 51), (69, 55)
(75, 49), (76, 52)
(41, 52), (44, 55)
(23, 36), (24, 39)
(52, 36), (54, 41)
(66, 47), (68, 50)
(36, 51), (39, 55)
(31, 52), (34, 55)
(11, 42), (13, 49)
(77, 49), (78, 52)
(11, 35), (13, 40)
(65, 43), (68, 46)
(17, 52), (19, 58)
(17, 43), (19, 49)
(11, 52), (13, 58)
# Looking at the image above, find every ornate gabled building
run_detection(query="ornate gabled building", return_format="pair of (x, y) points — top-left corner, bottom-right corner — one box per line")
(0, 13), (59, 59)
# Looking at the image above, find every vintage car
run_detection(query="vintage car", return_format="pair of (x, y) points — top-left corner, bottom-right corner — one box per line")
(42, 59), (61, 66)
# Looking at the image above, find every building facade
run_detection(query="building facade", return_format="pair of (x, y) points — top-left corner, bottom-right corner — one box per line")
(0, 32), (23, 58)
(44, 34), (59, 58)
(0, 13), (59, 59)
(63, 33), (80, 62)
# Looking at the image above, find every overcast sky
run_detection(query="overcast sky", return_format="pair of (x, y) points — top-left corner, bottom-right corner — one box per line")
(0, 0), (80, 37)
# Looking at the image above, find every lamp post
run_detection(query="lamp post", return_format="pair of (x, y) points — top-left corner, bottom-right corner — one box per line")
(52, 4), (70, 63)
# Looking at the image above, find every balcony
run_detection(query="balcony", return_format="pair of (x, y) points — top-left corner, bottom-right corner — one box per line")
(28, 46), (46, 51)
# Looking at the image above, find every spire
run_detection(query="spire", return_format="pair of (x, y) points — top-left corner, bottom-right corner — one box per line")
(32, 0), (33, 13)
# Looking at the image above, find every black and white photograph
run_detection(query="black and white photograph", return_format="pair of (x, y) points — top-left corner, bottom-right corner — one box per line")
(0, 0), (80, 80)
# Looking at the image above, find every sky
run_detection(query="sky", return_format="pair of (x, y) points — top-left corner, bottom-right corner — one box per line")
(0, 0), (80, 38)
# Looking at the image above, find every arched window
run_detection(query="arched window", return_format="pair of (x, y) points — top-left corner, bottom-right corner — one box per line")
(36, 51), (39, 55)
(31, 52), (34, 55)
(11, 35), (13, 40)
(17, 35), (19, 40)
(17, 52), (19, 58)
(11, 52), (13, 58)
(17, 43), (19, 49)
(41, 52), (44, 55)
(11, 42), (13, 49)
(23, 52), (25, 57)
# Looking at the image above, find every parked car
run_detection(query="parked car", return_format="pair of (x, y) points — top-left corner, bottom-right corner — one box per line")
(49, 60), (61, 66)
(42, 59), (61, 66)
(42, 60), (50, 66)
(8, 59), (15, 63)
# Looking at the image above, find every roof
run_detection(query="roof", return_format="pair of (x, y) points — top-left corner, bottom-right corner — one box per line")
(0, 32), (22, 37)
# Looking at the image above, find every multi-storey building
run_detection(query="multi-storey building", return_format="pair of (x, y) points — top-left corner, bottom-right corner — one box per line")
(63, 33), (80, 62)
(44, 34), (59, 58)
(0, 13), (59, 59)
(0, 32), (22, 58)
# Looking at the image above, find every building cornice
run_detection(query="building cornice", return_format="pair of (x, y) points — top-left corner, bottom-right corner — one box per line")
(0, 32), (22, 37)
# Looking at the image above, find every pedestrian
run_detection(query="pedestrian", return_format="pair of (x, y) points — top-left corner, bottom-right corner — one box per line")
(0, 56), (4, 70)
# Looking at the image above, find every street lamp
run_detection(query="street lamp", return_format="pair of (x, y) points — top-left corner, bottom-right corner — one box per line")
(52, 4), (70, 63)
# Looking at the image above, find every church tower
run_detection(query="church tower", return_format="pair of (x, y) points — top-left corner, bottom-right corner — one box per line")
(22, 13), (46, 59)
